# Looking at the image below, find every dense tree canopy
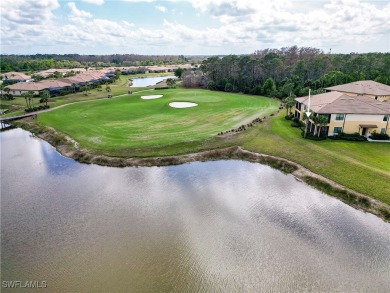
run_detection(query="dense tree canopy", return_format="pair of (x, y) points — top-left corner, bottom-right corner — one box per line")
(199, 46), (390, 98)
(0, 54), (192, 72)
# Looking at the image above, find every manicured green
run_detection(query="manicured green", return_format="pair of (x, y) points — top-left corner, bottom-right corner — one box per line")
(38, 88), (278, 155)
(34, 86), (390, 204)
(0, 75), (143, 117)
(236, 112), (390, 205)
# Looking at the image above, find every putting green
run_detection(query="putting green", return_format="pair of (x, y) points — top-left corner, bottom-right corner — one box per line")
(38, 88), (279, 155)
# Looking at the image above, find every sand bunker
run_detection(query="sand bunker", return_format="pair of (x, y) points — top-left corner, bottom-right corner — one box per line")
(141, 95), (163, 100)
(169, 102), (198, 108)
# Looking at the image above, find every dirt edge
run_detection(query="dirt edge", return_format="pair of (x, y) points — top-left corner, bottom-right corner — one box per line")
(14, 118), (390, 222)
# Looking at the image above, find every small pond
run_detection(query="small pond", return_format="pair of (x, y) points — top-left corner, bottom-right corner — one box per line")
(130, 75), (175, 87)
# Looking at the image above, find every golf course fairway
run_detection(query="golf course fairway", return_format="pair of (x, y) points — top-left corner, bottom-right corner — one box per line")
(37, 89), (279, 156)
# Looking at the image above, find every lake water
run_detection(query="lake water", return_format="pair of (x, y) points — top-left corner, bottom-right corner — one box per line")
(1, 129), (390, 292)
(130, 75), (175, 87)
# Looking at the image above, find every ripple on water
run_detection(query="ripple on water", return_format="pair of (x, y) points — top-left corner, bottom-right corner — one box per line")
(1, 130), (390, 292)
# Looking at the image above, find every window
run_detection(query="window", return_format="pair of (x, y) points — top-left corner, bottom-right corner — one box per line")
(333, 127), (342, 134)
(335, 114), (344, 121)
(384, 115), (388, 122)
(381, 128), (386, 134)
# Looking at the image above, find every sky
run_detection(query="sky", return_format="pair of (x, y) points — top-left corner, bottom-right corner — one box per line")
(1, 0), (389, 55)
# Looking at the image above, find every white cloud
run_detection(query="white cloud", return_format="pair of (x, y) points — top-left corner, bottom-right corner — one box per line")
(0, 0), (60, 46)
(122, 0), (155, 2)
(1, 0), (389, 54)
(67, 2), (92, 23)
(155, 5), (167, 12)
(82, 0), (105, 5)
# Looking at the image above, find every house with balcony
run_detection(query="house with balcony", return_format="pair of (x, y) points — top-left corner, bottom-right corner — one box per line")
(295, 91), (390, 137)
(325, 80), (390, 102)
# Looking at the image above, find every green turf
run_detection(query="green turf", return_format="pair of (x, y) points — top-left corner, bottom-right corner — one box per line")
(237, 112), (390, 204)
(35, 87), (390, 204)
(38, 88), (278, 155)
(0, 75), (143, 117)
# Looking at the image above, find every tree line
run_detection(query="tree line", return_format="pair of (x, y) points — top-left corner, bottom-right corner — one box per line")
(198, 46), (390, 98)
(0, 54), (193, 72)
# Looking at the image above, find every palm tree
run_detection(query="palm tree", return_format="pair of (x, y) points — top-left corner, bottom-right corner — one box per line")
(312, 114), (329, 136)
(316, 115), (329, 137)
(2, 86), (10, 99)
(71, 83), (77, 93)
(283, 95), (296, 116)
(22, 92), (30, 108)
(28, 91), (34, 109)
(40, 90), (50, 107)
(22, 91), (34, 109)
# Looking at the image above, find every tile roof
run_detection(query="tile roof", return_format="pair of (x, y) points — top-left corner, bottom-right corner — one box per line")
(325, 80), (390, 96)
(295, 91), (390, 115)
(1, 71), (31, 80)
(6, 80), (72, 91)
(7, 82), (48, 91)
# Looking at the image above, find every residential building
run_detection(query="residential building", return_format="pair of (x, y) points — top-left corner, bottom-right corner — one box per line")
(0, 72), (32, 84)
(6, 80), (72, 96)
(6, 70), (112, 96)
(325, 80), (390, 102)
(295, 91), (390, 137)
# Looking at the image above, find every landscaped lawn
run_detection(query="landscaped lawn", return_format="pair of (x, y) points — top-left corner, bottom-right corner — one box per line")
(33, 86), (390, 205)
(0, 75), (143, 117)
(237, 112), (390, 205)
(37, 88), (278, 155)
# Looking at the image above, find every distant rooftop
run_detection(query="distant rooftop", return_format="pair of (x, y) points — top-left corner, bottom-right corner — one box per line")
(325, 80), (390, 96)
(1, 71), (31, 81)
(296, 91), (390, 115)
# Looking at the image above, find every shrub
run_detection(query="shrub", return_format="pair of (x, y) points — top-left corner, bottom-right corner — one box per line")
(291, 119), (305, 128)
(301, 131), (327, 140)
(285, 115), (292, 120)
(332, 132), (366, 141)
(370, 131), (389, 140)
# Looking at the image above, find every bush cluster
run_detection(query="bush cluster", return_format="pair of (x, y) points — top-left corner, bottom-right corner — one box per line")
(217, 117), (263, 136)
(301, 131), (327, 141)
(25, 105), (50, 113)
(369, 132), (389, 140)
(332, 132), (366, 141)
(291, 117), (305, 128)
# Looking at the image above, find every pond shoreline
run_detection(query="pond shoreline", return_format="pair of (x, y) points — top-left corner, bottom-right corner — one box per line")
(14, 118), (390, 222)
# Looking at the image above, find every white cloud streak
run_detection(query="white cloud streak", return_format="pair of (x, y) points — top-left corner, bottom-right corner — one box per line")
(81, 0), (105, 5)
(155, 5), (167, 12)
(1, 0), (389, 54)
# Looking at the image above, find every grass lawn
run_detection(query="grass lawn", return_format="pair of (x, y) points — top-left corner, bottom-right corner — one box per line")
(236, 112), (390, 205)
(29, 85), (390, 205)
(0, 75), (143, 117)
(37, 88), (278, 156)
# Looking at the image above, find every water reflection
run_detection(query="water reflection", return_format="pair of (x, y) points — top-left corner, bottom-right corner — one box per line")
(1, 129), (390, 292)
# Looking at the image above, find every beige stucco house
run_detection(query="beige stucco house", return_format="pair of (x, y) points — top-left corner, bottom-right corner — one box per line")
(295, 91), (390, 137)
(325, 80), (390, 102)
(6, 80), (72, 96)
